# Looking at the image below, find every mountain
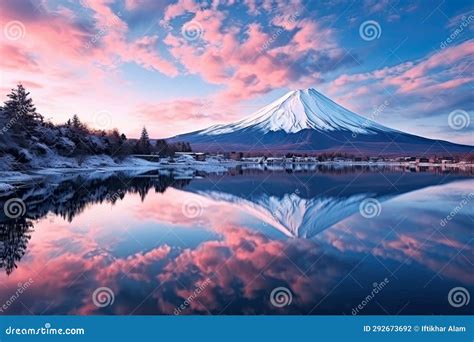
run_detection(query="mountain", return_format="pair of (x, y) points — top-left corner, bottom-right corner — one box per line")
(168, 88), (472, 155)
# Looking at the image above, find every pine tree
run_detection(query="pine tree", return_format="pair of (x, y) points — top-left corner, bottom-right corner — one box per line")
(155, 139), (169, 157)
(3, 84), (43, 134)
(71, 114), (83, 131)
(110, 129), (121, 143)
(136, 127), (151, 154)
(0, 220), (34, 275)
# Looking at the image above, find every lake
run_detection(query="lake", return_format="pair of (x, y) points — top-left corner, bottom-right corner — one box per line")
(0, 165), (472, 315)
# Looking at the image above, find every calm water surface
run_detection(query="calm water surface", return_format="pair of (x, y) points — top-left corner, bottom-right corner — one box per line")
(0, 166), (472, 315)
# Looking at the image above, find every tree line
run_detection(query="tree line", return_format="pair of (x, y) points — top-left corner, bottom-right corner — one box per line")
(0, 84), (191, 164)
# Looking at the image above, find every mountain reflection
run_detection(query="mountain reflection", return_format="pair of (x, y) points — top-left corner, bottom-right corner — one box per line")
(0, 167), (472, 315)
(0, 167), (470, 276)
(184, 168), (471, 238)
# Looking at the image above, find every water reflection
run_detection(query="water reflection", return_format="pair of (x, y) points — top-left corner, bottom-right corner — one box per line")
(0, 167), (472, 314)
(0, 219), (33, 275)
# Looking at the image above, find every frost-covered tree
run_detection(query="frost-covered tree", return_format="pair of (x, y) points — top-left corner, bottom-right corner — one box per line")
(71, 114), (84, 131)
(135, 127), (151, 154)
(2, 84), (43, 134)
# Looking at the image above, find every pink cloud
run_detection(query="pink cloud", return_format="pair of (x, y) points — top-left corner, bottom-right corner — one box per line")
(80, 0), (178, 76)
(0, 44), (39, 71)
(323, 39), (474, 124)
(163, 1), (345, 102)
(330, 40), (474, 96)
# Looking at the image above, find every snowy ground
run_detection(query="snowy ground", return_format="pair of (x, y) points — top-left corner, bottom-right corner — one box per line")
(0, 154), (239, 193)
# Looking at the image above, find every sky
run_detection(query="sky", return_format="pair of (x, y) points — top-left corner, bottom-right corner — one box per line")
(0, 0), (472, 143)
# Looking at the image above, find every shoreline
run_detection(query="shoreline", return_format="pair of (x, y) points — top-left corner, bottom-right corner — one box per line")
(1, 158), (472, 189)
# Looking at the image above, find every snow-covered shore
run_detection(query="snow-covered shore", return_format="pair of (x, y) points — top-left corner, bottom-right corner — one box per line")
(2, 154), (472, 195)
(0, 154), (239, 194)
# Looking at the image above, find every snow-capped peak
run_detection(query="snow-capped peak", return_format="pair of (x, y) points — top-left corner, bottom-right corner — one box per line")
(200, 88), (393, 135)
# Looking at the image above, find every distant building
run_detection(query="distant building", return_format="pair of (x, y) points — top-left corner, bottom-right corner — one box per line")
(175, 152), (206, 161)
(441, 157), (455, 164)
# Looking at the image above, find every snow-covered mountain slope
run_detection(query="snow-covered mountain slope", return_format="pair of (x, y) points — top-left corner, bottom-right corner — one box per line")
(200, 88), (394, 136)
(168, 88), (472, 154)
